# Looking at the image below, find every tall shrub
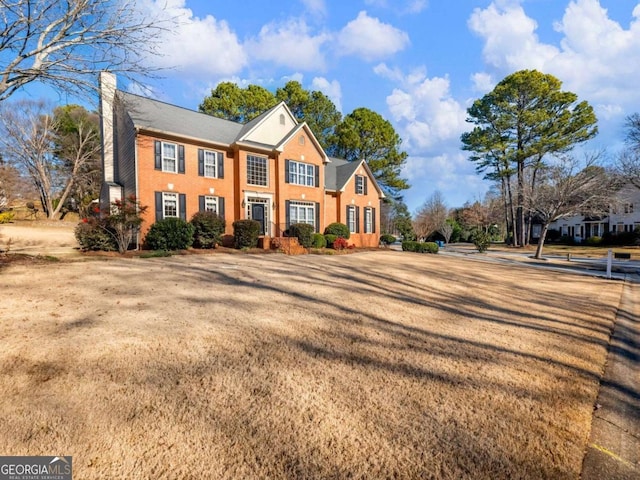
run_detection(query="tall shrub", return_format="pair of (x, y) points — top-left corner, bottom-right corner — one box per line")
(324, 222), (350, 239)
(106, 195), (147, 253)
(190, 211), (225, 248)
(144, 218), (194, 251)
(288, 222), (314, 248)
(233, 219), (260, 249)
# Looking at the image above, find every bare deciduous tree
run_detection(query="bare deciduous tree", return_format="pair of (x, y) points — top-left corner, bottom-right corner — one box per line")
(530, 153), (614, 259)
(413, 191), (448, 241)
(0, 99), (100, 218)
(0, 0), (167, 102)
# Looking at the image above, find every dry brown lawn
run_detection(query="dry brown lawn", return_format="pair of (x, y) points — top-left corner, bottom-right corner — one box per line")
(0, 251), (623, 479)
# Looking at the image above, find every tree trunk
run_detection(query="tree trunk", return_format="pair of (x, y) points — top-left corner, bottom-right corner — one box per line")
(534, 223), (550, 259)
(516, 159), (525, 247)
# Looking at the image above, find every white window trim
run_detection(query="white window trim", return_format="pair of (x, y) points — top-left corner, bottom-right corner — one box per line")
(204, 195), (218, 214)
(162, 192), (178, 218)
(347, 205), (356, 233)
(355, 175), (365, 195)
(364, 207), (373, 234)
(203, 150), (218, 178)
(289, 201), (315, 229)
(247, 155), (268, 187)
(289, 160), (315, 187)
(161, 142), (178, 173)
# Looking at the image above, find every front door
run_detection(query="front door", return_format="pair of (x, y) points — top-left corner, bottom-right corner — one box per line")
(251, 203), (266, 235)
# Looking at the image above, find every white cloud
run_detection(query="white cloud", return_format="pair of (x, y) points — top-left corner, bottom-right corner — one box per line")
(468, 0), (640, 119)
(142, 0), (246, 77)
(364, 0), (428, 14)
(377, 65), (467, 151)
(246, 19), (330, 71)
(471, 72), (494, 93)
(300, 0), (326, 17)
(311, 77), (343, 112)
(336, 11), (410, 61)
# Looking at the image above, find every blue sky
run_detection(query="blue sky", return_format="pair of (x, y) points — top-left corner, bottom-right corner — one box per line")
(20, 0), (640, 212)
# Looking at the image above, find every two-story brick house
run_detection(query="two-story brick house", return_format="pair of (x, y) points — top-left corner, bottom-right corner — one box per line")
(99, 73), (384, 248)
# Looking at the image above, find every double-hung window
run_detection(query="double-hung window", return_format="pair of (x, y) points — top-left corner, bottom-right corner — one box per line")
(347, 205), (357, 233)
(162, 143), (177, 173)
(364, 207), (373, 233)
(355, 175), (367, 195)
(163, 192), (178, 218)
(204, 196), (218, 214)
(203, 151), (217, 178)
(247, 155), (268, 186)
(288, 160), (316, 186)
(289, 201), (316, 229)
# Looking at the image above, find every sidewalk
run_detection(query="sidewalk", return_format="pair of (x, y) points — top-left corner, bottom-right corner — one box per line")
(581, 275), (640, 479)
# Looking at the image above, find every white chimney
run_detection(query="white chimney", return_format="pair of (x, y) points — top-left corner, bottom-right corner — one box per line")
(99, 72), (116, 183)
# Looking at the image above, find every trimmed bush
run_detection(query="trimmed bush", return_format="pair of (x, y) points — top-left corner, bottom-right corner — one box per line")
(401, 241), (439, 253)
(311, 233), (327, 248)
(585, 236), (602, 246)
(0, 211), (15, 224)
(324, 222), (350, 239)
(324, 234), (337, 248)
(75, 219), (117, 251)
(233, 219), (260, 249)
(190, 211), (226, 249)
(288, 222), (315, 248)
(380, 234), (396, 246)
(333, 237), (348, 250)
(472, 230), (491, 253)
(144, 217), (194, 251)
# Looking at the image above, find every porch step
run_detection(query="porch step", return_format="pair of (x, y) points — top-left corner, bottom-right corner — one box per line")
(271, 237), (307, 255)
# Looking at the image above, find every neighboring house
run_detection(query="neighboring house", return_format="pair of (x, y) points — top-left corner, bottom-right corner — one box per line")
(98, 72), (384, 248)
(546, 184), (640, 242)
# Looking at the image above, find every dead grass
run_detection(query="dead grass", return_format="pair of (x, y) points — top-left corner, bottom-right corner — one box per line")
(0, 251), (622, 479)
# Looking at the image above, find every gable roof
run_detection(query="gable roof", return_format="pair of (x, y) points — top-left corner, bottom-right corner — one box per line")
(237, 102), (297, 142)
(325, 157), (385, 198)
(118, 91), (242, 146)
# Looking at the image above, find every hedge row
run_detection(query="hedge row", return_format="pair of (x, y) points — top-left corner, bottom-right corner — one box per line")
(401, 241), (439, 254)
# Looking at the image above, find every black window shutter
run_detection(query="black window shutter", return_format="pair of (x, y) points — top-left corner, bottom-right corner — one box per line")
(155, 192), (163, 221)
(178, 145), (185, 174)
(346, 205), (350, 227)
(179, 193), (186, 220)
(364, 177), (368, 195)
(154, 141), (162, 170)
(218, 152), (224, 179)
(285, 200), (291, 229)
(285, 160), (290, 184)
(356, 206), (360, 233)
(199, 195), (205, 212)
(198, 149), (204, 176)
(315, 165), (320, 187)
(219, 197), (225, 220)
(315, 202), (320, 233)
(372, 207), (376, 233)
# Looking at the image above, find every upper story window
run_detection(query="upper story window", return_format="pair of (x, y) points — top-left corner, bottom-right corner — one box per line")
(154, 140), (184, 174)
(355, 175), (367, 195)
(204, 151), (218, 177)
(162, 143), (177, 172)
(247, 155), (268, 186)
(287, 160), (317, 187)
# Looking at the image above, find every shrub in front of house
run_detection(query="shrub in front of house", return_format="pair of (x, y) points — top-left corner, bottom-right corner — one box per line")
(232, 219), (260, 249)
(324, 234), (337, 248)
(332, 237), (348, 250)
(144, 217), (194, 251)
(190, 211), (225, 249)
(287, 222), (315, 248)
(75, 218), (117, 251)
(324, 222), (350, 239)
(585, 236), (602, 246)
(380, 234), (396, 246)
(422, 242), (439, 254)
(311, 233), (327, 248)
